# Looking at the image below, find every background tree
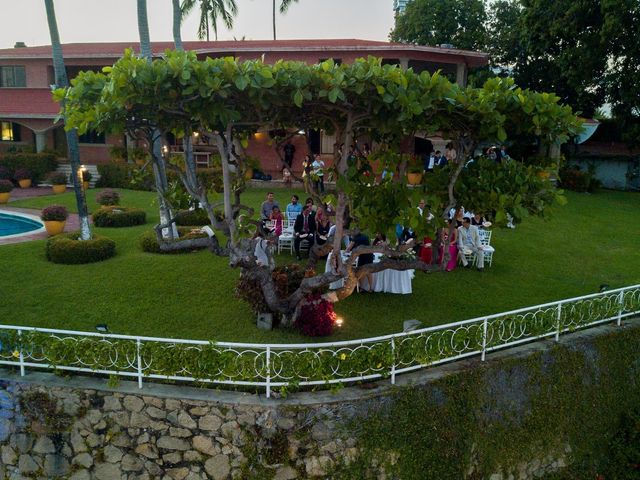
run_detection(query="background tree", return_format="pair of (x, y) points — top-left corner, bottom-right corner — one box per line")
(390, 0), (487, 50)
(172, 0), (183, 50)
(44, 0), (91, 240)
(181, 0), (237, 41)
(273, 0), (299, 40)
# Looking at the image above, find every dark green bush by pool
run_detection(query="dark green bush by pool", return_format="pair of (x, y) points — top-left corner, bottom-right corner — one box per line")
(93, 206), (146, 228)
(46, 232), (116, 264)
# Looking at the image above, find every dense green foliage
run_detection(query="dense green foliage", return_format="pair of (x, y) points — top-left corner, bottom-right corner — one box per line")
(139, 227), (209, 254)
(3, 188), (639, 342)
(175, 208), (213, 226)
(93, 206), (146, 228)
(45, 232), (116, 264)
(0, 153), (58, 184)
(337, 326), (640, 479)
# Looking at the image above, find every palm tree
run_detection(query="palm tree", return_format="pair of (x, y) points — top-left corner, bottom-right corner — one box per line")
(181, 0), (238, 41)
(44, 0), (91, 240)
(137, 0), (176, 240)
(172, 0), (183, 50)
(273, 0), (299, 40)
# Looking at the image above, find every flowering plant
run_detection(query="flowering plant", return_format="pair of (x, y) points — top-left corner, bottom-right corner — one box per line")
(294, 294), (337, 337)
(96, 189), (121, 206)
(0, 179), (13, 193)
(41, 205), (69, 222)
(14, 168), (31, 180)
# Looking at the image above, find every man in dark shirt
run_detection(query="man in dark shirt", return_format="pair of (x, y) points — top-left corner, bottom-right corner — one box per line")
(283, 142), (295, 168)
(294, 205), (316, 260)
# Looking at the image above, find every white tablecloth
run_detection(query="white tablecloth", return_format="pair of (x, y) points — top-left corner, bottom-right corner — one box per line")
(325, 252), (414, 294)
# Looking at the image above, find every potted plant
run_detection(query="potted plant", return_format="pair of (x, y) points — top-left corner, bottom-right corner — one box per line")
(49, 172), (68, 194)
(0, 179), (13, 204)
(406, 155), (423, 185)
(14, 168), (32, 189)
(41, 205), (69, 236)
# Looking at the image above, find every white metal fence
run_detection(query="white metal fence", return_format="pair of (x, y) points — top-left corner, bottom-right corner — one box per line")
(1, 285), (639, 398)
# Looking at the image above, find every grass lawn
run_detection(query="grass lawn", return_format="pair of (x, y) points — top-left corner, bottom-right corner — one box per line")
(2, 187), (639, 343)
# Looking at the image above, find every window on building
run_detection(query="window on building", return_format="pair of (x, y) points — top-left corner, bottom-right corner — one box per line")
(1, 122), (21, 142)
(0, 66), (26, 87)
(320, 130), (336, 154)
(78, 130), (105, 144)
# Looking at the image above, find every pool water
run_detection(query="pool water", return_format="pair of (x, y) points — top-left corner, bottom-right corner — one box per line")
(0, 212), (44, 237)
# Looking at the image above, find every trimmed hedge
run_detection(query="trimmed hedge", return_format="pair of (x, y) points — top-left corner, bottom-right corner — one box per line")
(93, 206), (146, 228)
(46, 232), (116, 264)
(0, 153), (58, 184)
(175, 208), (213, 226)
(139, 227), (209, 254)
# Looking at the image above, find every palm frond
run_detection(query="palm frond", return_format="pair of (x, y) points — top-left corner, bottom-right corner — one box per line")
(279, 0), (299, 14)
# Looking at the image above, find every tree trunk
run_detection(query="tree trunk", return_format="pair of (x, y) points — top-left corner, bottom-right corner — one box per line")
(273, 0), (277, 40)
(44, 0), (91, 241)
(172, 0), (183, 51)
(136, 0), (152, 58)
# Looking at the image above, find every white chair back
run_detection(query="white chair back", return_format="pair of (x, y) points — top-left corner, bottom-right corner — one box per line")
(479, 229), (492, 246)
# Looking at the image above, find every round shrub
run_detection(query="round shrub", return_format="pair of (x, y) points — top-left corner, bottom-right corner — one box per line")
(175, 208), (212, 226)
(93, 206), (146, 228)
(139, 227), (209, 254)
(41, 205), (68, 221)
(96, 189), (121, 206)
(46, 233), (116, 264)
(48, 171), (67, 185)
(0, 179), (13, 193)
(14, 168), (31, 181)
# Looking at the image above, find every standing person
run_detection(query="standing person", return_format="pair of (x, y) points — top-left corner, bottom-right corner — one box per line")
(445, 142), (457, 163)
(423, 150), (436, 173)
(457, 218), (485, 271)
(294, 204), (316, 260)
(260, 192), (279, 220)
(285, 195), (302, 221)
(312, 154), (325, 193)
(346, 229), (375, 292)
(435, 150), (447, 167)
(302, 154), (312, 194)
(283, 141), (295, 169)
(439, 220), (458, 272)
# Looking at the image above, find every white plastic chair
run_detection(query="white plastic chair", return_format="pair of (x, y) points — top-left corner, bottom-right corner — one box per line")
(478, 229), (495, 267)
(278, 233), (294, 255)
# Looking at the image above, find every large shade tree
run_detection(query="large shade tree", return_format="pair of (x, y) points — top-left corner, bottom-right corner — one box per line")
(44, 0), (91, 240)
(62, 52), (581, 320)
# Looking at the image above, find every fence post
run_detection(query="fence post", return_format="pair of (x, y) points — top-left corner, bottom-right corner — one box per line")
(556, 303), (562, 342)
(617, 291), (624, 326)
(266, 346), (271, 399)
(18, 329), (25, 377)
(390, 338), (396, 385)
(136, 339), (143, 389)
(481, 318), (488, 361)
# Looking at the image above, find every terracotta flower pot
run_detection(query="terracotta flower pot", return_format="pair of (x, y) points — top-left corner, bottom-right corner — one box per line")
(18, 179), (32, 189)
(52, 184), (66, 194)
(44, 220), (66, 236)
(407, 172), (423, 185)
(0, 192), (10, 204)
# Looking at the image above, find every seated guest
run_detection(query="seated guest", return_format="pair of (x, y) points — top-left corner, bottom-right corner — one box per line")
(471, 212), (487, 227)
(282, 167), (292, 187)
(260, 192), (279, 220)
(346, 229), (374, 291)
(435, 150), (447, 167)
(457, 218), (485, 271)
(373, 232), (387, 247)
(285, 195), (302, 221)
(304, 197), (317, 214)
(315, 213), (331, 246)
(419, 234), (433, 264)
(440, 220), (458, 272)
(294, 205), (316, 260)
(454, 207), (465, 227)
(269, 206), (284, 237)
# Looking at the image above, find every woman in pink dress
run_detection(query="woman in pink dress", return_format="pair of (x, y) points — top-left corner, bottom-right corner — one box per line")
(439, 220), (458, 272)
(269, 206), (284, 237)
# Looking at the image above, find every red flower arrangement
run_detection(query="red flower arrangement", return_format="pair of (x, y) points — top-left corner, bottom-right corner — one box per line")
(294, 293), (337, 337)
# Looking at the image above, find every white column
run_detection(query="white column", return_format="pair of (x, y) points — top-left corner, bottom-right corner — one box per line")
(456, 63), (468, 87)
(35, 131), (47, 153)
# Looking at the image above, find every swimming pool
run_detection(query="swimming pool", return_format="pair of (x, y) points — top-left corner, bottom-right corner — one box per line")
(0, 211), (45, 239)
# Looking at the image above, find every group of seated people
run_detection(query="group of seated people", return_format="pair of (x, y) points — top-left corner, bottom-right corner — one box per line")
(260, 192), (334, 260)
(400, 201), (491, 272)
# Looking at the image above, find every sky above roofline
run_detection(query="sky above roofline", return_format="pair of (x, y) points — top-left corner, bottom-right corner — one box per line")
(0, 0), (396, 50)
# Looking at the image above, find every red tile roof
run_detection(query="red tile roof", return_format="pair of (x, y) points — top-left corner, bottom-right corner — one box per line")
(0, 89), (59, 118)
(0, 39), (487, 63)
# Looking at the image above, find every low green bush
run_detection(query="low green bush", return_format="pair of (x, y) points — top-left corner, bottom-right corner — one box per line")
(93, 206), (146, 228)
(559, 164), (600, 192)
(139, 227), (209, 254)
(96, 163), (137, 189)
(175, 208), (212, 226)
(48, 171), (68, 185)
(96, 189), (120, 206)
(0, 153), (58, 184)
(46, 233), (116, 264)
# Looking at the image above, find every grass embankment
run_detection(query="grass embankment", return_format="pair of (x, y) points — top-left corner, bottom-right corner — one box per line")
(2, 188), (639, 343)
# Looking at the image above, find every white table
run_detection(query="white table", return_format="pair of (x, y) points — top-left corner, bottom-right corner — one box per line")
(325, 252), (414, 294)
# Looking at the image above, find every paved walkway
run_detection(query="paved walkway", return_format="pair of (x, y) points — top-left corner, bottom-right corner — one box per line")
(0, 206), (82, 246)
(7, 186), (62, 200)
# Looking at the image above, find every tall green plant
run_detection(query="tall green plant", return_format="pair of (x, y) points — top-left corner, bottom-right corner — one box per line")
(44, 0), (91, 240)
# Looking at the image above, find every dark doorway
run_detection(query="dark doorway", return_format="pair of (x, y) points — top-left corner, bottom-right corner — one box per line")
(308, 129), (320, 154)
(414, 137), (433, 156)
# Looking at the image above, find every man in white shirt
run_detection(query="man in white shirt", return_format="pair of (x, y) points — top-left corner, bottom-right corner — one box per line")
(457, 218), (485, 271)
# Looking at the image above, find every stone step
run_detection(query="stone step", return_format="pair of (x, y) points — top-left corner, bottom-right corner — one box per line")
(42, 163), (100, 187)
